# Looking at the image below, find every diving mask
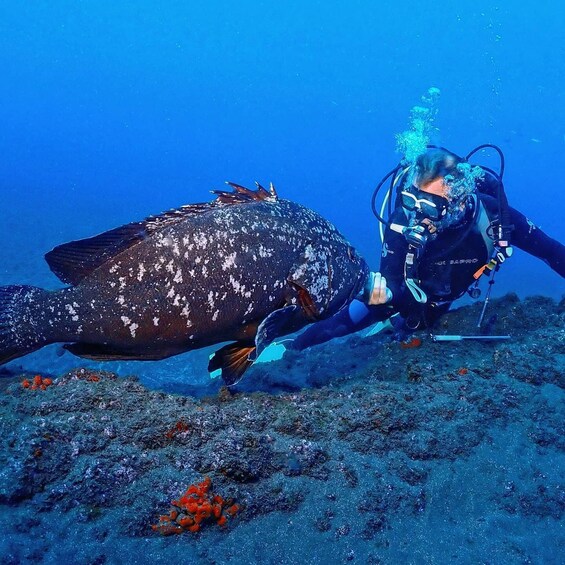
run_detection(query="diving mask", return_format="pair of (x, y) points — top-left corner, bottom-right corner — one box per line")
(400, 185), (450, 221)
(401, 182), (474, 231)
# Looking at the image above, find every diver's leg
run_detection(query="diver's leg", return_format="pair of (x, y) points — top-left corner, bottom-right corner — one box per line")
(290, 299), (393, 351)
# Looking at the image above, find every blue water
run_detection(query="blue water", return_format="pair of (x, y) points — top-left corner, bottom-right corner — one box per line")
(1, 1), (564, 291)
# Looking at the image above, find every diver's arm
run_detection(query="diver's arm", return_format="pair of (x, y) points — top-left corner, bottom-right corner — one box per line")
(289, 299), (393, 351)
(509, 207), (565, 278)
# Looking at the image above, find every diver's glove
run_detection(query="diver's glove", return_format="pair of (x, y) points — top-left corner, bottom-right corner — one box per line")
(363, 272), (393, 305)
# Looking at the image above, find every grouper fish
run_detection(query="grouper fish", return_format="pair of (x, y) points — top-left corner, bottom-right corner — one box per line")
(0, 182), (369, 385)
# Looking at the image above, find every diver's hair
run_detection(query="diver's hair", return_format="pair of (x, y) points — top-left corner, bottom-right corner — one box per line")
(414, 148), (464, 186)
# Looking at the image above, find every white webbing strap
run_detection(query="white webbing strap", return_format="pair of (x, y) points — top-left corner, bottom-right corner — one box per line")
(404, 250), (428, 303)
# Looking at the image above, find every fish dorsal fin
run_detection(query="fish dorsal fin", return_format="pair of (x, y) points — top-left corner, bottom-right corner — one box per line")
(45, 222), (148, 285)
(45, 182), (277, 285)
(211, 181), (278, 205)
(45, 202), (214, 285)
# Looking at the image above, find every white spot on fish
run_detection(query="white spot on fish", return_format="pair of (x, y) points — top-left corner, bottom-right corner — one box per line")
(194, 233), (208, 249)
(229, 275), (242, 294)
(180, 305), (192, 327)
(153, 317), (159, 326)
(129, 323), (139, 338)
(137, 263), (146, 281)
(65, 304), (77, 316)
(173, 268), (183, 284)
(222, 252), (237, 271)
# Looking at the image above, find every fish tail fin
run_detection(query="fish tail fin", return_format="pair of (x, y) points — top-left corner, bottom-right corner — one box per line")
(208, 342), (256, 387)
(0, 285), (51, 365)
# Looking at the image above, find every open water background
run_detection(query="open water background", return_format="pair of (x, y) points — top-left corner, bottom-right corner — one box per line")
(1, 1), (563, 298)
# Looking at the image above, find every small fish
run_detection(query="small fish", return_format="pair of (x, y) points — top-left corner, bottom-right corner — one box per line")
(0, 182), (369, 385)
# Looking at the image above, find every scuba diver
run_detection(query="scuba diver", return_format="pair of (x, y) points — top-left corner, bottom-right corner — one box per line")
(267, 145), (565, 354)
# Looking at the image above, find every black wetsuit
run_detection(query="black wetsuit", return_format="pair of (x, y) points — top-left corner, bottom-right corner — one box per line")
(291, 193), (565, 351)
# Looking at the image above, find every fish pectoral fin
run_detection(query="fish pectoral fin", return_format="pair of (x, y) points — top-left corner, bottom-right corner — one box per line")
(208, 342), (256, 387)
(287, 244), (332, 319)
(287, 281), (318, 320)
(64, 343), (173, 361)
(251, 305), (302, 361)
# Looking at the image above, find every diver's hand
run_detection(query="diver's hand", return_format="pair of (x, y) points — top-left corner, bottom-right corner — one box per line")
(364, 272), (393, 305)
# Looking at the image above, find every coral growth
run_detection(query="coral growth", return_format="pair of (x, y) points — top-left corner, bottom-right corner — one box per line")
(165, 419), (190, 439)
(152, 477), (239, 535)
(400, 337), (422, 349)
(21, 375), (53, 390)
